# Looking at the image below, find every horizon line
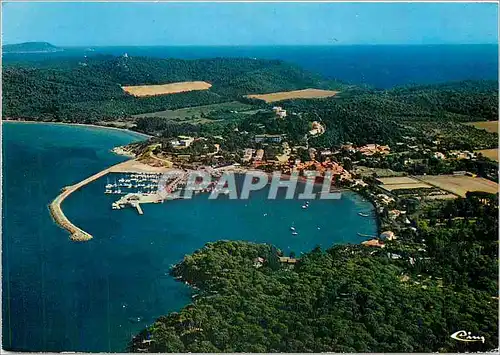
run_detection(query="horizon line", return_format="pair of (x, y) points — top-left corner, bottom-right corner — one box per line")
(3, 42), (499, 47)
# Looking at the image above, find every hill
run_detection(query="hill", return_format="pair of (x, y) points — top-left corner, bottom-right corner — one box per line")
(1, 55), (344, 123)
(2, 41), (63, 53)
(129, 193), (498, 352)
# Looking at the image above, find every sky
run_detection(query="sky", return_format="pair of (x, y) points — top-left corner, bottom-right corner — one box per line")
(1, 2), (498, 46)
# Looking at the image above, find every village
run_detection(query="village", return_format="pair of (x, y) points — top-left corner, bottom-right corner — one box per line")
(107, 103), (498, 259)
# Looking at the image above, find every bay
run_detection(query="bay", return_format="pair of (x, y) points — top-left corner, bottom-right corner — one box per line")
(2, 122), (376, 351)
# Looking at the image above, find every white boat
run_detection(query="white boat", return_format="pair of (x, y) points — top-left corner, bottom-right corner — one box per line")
(105, 189), (113, 194)
(292, 231), (298, 235)
(302, 205), (308, 209)
(290, 226), (296, 231)
(105, 183), (113, 189)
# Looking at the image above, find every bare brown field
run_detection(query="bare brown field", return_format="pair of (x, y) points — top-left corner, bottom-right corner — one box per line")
(122, 81), (212, 97)
(465, 121), (499, 133)
(476, 148), (499, 161)
(245, 88), (339, 103)
(417, 175), (498, 197)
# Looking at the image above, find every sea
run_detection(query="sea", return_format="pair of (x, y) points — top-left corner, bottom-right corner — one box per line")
(3, 44), (498, 89)
(2, 122), (377, 351)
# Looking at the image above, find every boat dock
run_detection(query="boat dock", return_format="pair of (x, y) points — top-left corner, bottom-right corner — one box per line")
(135, 203), (144, 215)
(112, 192), (163, 214)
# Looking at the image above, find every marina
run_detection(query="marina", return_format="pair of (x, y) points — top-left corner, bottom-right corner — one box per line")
(49, 159), (180, 241)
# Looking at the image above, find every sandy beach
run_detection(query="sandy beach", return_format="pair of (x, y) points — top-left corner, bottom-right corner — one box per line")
(2, 119), (152, 139)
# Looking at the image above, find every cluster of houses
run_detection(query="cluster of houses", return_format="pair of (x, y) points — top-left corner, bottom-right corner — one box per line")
(253, 256), (299, 269)
(341, 143), (391, 156)
(242, 148), (265, 163)
(286, 159), (352, 180)
(241, 143), (353, 181)
(361, 230), (397, 249)
(272, 106), (287, 119)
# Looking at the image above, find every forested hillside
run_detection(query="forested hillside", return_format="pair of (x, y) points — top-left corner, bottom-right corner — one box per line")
(388, 80), (498, 121)
(129, 193), (498, 353)
(277, 81), (498, 149)
(2, 56), (341, 122)
(3, 55), (497, 151)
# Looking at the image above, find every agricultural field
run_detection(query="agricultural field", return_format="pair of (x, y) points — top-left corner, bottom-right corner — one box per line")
(465, 120), (499, 133)
(417, 175), (499, 197)
(246, 88), (339, 103)
(476, 148), (499, 161)
(376, 177), (423, 185)
(353, 166), (405, 178)
(133, 101), (254, 122)
(122, 81), (212, 97)
(377, 176), (435, 192)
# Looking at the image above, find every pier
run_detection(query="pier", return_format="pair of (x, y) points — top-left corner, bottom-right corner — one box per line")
(135, 203), (144, 215)
(49, 159), (177, 242)
(49, 163), (117, 241)
(112, 192), (163, 214)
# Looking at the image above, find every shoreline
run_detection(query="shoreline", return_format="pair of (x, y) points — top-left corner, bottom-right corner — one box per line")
(6, 121), (375, 241)
(2, 118), (152, 140)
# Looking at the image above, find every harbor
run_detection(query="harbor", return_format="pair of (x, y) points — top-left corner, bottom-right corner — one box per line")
(49, 159), (180, 241)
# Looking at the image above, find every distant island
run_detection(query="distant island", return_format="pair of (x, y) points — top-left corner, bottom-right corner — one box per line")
(2, 41), (64, 53)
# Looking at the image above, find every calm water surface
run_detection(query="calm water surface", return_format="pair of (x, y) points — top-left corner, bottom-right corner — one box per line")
(2, 122), (376, 351)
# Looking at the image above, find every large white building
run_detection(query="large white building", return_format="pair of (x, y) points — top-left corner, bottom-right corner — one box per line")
(272, 106), (287, 119)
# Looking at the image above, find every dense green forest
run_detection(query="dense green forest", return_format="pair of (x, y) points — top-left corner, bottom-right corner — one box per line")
(130, 193), (498, 353)
(133, 87), (498, 152)
(2, 56), (342, 122)
(275, 81), (498, 149)
(3, 55), (497, 152)
(129, 79), (498, 153)
(389, 80), (499, 121)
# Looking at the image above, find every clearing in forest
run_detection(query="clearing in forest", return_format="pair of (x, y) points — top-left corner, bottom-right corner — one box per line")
(122, 81), (212, 97)
(465, 121), (499, 133)
(245, 88), (339, 103)
(132, 101), (253, 121)
(476, 148), (499, 161)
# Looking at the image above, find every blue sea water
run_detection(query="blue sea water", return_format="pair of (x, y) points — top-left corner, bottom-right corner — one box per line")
(3, 44), (498, 88)
(2, 122), (377, 352)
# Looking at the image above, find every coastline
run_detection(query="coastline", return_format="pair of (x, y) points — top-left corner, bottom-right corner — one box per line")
(2, 118), (152, 140)
(5, 120), (376, 241)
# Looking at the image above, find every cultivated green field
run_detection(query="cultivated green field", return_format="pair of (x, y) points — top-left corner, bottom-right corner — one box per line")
(132, 101), (254, 122)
